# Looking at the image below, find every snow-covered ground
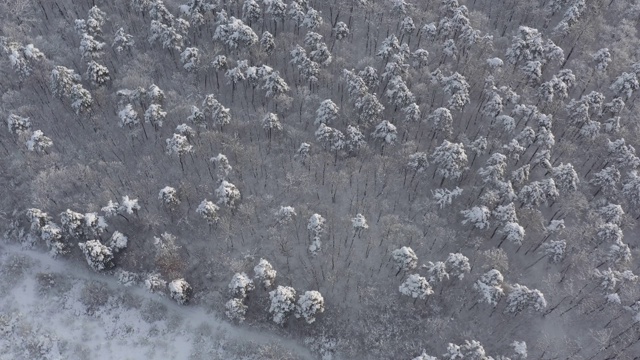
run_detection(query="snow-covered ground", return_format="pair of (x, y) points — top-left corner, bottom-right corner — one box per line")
(0, 243), (313, 360)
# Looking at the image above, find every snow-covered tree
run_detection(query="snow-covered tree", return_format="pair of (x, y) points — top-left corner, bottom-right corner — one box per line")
(302, 8), (323, 29)
(7, 114), (31, 135)
(50, 66), (81, 98)
(315, 123), (345, 152)
(216, 180), (241, 208)
(407, 152), (429, 175)
(242, 0), (261, 25)
(79, 33), (105, 60)
(502, 222), (526, 245)
(225, 298), (248, 323)
(610, 72), (640, 100)
(260, 31), (275, 54)
(118, 104), (139, 128)
(426, 261), (449, 283)
(386, 76), (415, 108)
(70, 84), (93, 115)
(543, 239), (566, 263)
(399, 274), (433, 300)
(169, 278), (193, 304)
(166, 133), (193, 157)
(254, 258), (277, 288)
(229, 272), (255, 298)
(445, 253), (471, 279)
(594, 268), (638, 291)
(504, 284), (547, 314)
(432, 140), (468, 180)
(83, 212), (108, 238)
(262, 112), (283, 137)
(26, 130), (53, 153)
(412, 351), (438, 360)
(461, 206), (490, 230)
(307, 213), (325, 255)
(85, 61), (110, 86)
(268, 285), (297, 325)
(478, 153), (508, 185)
(159, 186), (179, 207)
(315, 99), (339, 126)
(296, 290), (325, 324)
(213, 17), (258, 50)
(144, 273), (167, 293)
(392, 246), (418, 274)
(552, 163), (579, 192)
(608, 238), (631, 265)
(371, 120), (397, 146)
(493, 203), (518, 224)
(112, 27), (135, 52)
(474, 269), (505, 306)
(60, 209), (85, 238)
(107, 231), (128, 254)
(432, 187), (463, 209)
(263, 71), (290, 98)
(78, 239), (114, 271)
(334, 21), (350, 40)
(273, 206), (295, 225)
(196, 199), (220, 225)
(597, 223), (623, 244)
(351, 213), (368, 236)
(143, 103), (166, 129)
(119, 195), (141, 215)
(180, 47), (200, 72)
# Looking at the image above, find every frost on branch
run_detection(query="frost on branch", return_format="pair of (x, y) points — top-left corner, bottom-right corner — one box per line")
(268, 285), (297, 325)
(196, 199), (220, 225)
(225, 298), (248, 323)
(399, 274), (433, 300)
(474, 269), (505, 306)
(169, 278), (193, 305)
(504, 284), (547, 314)
(215, 180), (241, 208)
(229, 272), (255, 298)
(461, 206), (490, 230)
(78, 239), (114, 271)
(392, 246), (418, 274)
(296, 290), (325, 324)
(254, 258), (277, 288)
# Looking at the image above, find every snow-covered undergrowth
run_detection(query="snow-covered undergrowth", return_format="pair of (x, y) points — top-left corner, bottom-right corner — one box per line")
(0, 243), (312, 360)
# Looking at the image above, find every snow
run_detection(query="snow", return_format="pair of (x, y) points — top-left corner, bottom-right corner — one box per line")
(0, 244), (313, 359)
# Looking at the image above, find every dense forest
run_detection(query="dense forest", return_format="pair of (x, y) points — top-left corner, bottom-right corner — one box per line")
(2, 0), (640, 358)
